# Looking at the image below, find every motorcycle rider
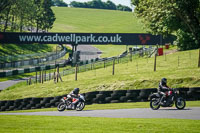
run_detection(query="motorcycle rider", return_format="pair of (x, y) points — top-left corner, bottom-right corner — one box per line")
(69, 88), (80, 109)
(158, 78), (170, 104)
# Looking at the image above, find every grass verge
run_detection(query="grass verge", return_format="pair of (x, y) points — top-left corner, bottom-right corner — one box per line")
(0, 115), (200, 133)
(0, 49), (199, 100)
(0, 44), (55, 61)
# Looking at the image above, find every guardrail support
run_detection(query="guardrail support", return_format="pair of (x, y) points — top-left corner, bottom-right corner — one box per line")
(112, 58), (115, 75)
(198, 48), (200, 68)
(154, 54), (157, 72)
(75, 64), (78, 81)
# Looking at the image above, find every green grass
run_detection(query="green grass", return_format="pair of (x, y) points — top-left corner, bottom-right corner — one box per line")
(51, 7), (145, 33)
(0, 44), (56, 60)
(94, 45), (132, 58)
(94, 44), (177, 58)
(0, 115), (200, 133)
(0, 73), (35, 82)
(0, 49), (199, 100)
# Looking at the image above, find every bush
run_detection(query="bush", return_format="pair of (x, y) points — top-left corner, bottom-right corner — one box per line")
(175, 30), (199, 50)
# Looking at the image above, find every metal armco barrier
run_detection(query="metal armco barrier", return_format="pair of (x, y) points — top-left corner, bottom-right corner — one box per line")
(0, 48), (67, 77)
(0, 47), (67, 69)
(0, 87), (199, 112)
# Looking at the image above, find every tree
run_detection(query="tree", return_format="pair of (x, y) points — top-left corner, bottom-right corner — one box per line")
(0, 0), (56, 32)
(117, 4), (132, 12)
(41, 0), (56, 32)
(132, 0), (200, 50)
(34, 0), (56, 32)
(52, 0), (68, 7)
(70, 1), (86, 8)
(88, 0), (106, 9)
(15, 0), (34, 32)
(0, 0), (13, 13)
(105, 1), (116, 10)
(70, 0), (131, 12)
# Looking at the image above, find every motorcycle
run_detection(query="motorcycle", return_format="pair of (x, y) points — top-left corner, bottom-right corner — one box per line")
(57, 94), (85, 111)
(149, 88), (186, 110)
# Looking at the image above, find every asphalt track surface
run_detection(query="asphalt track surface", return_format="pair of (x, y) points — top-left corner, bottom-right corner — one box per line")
(1, 107), (200, 120)
(0, 78), (27, 91)
(77, 45), (101, 61)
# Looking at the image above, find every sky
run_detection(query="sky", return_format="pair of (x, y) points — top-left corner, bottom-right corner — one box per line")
(63, 0), (133, 8)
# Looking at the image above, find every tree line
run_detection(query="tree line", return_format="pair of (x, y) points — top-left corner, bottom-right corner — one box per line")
(0, 0), (56, 33)
(51, 0), (68, 7)
(70, 0), (132, 12)
(132, 0), (200, 50)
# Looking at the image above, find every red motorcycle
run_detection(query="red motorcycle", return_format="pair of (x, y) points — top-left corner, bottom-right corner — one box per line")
(149, 88), (186, 110)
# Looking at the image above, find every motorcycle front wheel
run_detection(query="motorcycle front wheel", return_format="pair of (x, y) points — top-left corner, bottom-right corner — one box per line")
(150, 98), (160, 110)
(175, 98), (186, 110)
(76, 102), (85, 111)
(57, 102), (66, 112)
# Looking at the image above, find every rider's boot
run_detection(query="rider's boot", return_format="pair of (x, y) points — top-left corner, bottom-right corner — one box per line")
(71, 103), (75, 109)
(71, 102), (77, 110)
(160, 96), (166, 105)
(72, 99), (79, 109)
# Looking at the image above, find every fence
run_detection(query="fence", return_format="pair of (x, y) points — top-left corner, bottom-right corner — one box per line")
(26, 47), (155, 85)
(0, 47), (67, 70)
(0, 47), (68, 77)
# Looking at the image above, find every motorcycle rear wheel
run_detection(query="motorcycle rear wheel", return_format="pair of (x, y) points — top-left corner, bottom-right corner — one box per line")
(76, 102), (85, 111)
(175, 98), (186, 110)
(57, 102), (66, 112)
(150, 98), (160, 110)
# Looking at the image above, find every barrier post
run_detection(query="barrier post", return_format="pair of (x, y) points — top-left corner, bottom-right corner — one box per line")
(112, 58), (115, 75)
(39, 71), (41, 83)
(75, 64), (78, 81)
(29, 77), (32, 85)
(178, 56), (180, 67)
(42, 71), (43, 84)
(198, 49), (200, 68)
(91, 63), (93, 70)
(136, 59), (138, 72)
(57, 66), (59, 83)
(154, 46), (158, 72)
(36, 71), (37, 83)
(129, 48), (132, 62)
(54, 72), (56, 83)
(49, 71), (51, 80)
(45, 71), (46, 81)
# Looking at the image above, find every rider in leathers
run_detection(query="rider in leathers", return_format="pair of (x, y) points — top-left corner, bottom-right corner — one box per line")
(158, 78), (170, 104)
(69, 88), (80, 109)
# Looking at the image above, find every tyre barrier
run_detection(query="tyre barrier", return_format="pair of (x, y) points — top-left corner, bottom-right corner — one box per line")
(0, 87), (200, 112)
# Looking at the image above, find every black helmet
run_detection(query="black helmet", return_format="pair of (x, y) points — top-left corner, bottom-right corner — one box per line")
(161, 78), (167, 85)
(73, 88), (80, 94)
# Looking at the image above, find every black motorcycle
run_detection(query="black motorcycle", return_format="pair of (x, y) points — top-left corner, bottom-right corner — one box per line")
(149, 88), (186, 110)
(57, 94), (85, 111)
